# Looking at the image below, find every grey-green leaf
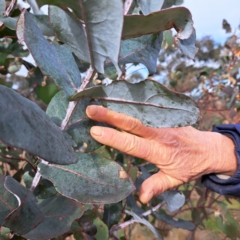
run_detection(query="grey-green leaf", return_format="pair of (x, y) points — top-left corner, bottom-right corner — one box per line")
(0, 0), (5, 15)
(52, 44), (81, 88)
(137, 0), (164, 15)
(36, 1), (123, 74)
(136, 166), (150, 191)
(71, 80), (200, 128)
(79, 0), (123, 74)
(153, 210), (195, 231)
(23, 196), (87, 240)
(0, 15), (54, 36)
(176, 28), (198, 60)
(160, 190), (185, 212)
(23, 172), (57, 199)
(103, 203), (122, 228)
(46, 91), (101, 152)
(105, 33), (163, 75)
(36, 0), (82, 18)
(31, 14), (54, 36)
(0, 85), (77, 165)
(38, 153), (135, 204)
(123, 7), (193, 40)
(3, 176), (44, 235)
(0, 175), (18, 225)
(16, 10), (78, 97)
(0, 16), (16, 30)
(125, 210), (162, 239)
(127, 194), (145, 216)
(162, 0), (184, 9)
(49, 5), (90, 63)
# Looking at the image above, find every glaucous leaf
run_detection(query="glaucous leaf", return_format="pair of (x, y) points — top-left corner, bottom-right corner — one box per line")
(78, 0), (123, 75)
(46, 91), (101, 152)
(36, 0), (82, 18)
(154, 209), (195, 230)
(47, 1), (123, 75)
(16, 10), (78, 97)
(71, 80), (200, 128)
(103, 203), (122, 227)
(159, 190), (185, 212)
(0, 0), (5, 15)
(176, 28), (198, 60)
(122, 7), (193, 40)
(93, 217), (109, 240)
(136, 166), (150, 190)
(23, 171), (57, 199)
(105, 33), (163, 75)
(23, 196), (87, 240)
(127, 193), (145, 216)
(49, 6), (90, 63)
(34, 179), (58, 199)
(31, 14), (54, 36)
(0, 14), (54, 36)
(52, 43), (81, 88)
(0, 85), (77, 165)
(3, 176), (44, 235)
(125, 210), (162, 239)
(38, 153), (135, 204)
(162, 0), (184, 9)
(137, 0), (164, 15)
(0, 17), (16, 30)
(0, 175), (18, 225)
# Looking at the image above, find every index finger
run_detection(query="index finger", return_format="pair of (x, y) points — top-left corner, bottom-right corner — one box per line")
(86, 105), (156, 138)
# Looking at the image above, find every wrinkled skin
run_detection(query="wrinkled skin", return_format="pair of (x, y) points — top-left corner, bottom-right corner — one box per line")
(86, 105), (237, 203)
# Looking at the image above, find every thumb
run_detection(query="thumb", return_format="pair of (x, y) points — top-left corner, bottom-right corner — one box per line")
(139, 171), (183, 204)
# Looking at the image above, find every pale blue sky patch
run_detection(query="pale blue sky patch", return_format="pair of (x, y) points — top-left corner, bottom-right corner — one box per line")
(182, 0), (240, 44)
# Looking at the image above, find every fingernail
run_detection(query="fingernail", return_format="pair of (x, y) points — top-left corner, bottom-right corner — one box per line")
(86, 105), (98, 117)
(90, 126), (102, 137)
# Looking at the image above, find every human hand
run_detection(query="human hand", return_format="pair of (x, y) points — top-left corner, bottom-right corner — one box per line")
(86, 105), (237, 203)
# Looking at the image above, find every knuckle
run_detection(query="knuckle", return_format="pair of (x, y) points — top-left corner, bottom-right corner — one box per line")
(124, 135), (138, 154)
(109, 130), (121, 145)
(123, 116), (141, 132)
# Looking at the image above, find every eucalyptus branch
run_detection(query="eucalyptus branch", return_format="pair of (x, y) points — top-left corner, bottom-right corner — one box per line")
(61, 66), (96, 130)
(5, 0), (17, 16)
(30, 169), (41, 192)
(29, 158), (50, 191)
(26, 0), (43, 14)
(79, 66), (96, 91)
(61, 101), (79, 130)
(124, 0), (134, 15)
(110, 201), (166, 233)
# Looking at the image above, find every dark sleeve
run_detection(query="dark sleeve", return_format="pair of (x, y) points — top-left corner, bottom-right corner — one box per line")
(201, 124), (240, 197)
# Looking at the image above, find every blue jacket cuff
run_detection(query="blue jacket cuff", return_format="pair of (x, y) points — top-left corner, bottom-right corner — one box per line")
(201, 124), (240, 196)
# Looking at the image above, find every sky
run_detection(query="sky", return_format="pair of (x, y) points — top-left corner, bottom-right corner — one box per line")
(182, 0), (240, 44)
